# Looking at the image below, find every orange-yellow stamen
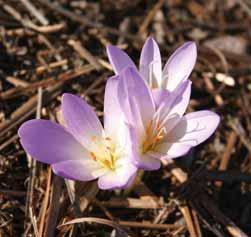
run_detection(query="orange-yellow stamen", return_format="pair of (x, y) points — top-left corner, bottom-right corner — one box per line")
(89, 136), (117, 170)
(142, 120), (166, 153)
(90, 152), (97, 161)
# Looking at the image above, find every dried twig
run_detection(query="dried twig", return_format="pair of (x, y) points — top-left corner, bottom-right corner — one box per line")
(138, 0), (165, 37)
(68, 39), (102, 71)
(24, 88), (43, 232)
(38, 167), (52, 237)
(44, 176), (63, 237)
(101, 198), (164, 209)
(215, 131), (237, 187)
(59, 217), (179, 231)
(20, 0), (49, 25)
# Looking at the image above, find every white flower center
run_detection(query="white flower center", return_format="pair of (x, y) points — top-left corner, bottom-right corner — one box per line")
(89, 136), (124, 171)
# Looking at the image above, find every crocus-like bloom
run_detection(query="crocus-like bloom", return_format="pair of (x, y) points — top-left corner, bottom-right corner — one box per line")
(117, 67), (220, 170)
(18, 77), (137, 190)
(107, 37), (197, 91)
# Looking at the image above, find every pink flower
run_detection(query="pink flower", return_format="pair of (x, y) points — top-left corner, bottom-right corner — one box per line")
(18, 77), (137, 190)
(117, 67), (220, 170)
(107, 37), (197, 91)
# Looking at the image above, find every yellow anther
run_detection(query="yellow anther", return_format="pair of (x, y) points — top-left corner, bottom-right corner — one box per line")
(91, 136), (97, 141)
(90, 152), (97, 161)
(89, 137), (117, 171)
(142, 120), (166, 154)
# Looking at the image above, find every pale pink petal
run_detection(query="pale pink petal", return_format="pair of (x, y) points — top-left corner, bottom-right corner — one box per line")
(166, 80), (191, 116)
(139, 37), (162, 88)
(163, 42), (197, 91)
(104, 75), (127, 145)
(154, 80), (191, 116)
(161, 114), (181, 135)
(167, 110), (220, 146)
(52, 159), (103, 181)
(106, 45), (137, 74)
(62, 93), (104, 149)
(128, 125), (161, 171)
(156, 142), (192, 159)
(152, 88), (170, 108)
(118, 67), (155, 127)
(133, 153), (161, 170)
(97, 162), (137, 190)
(18, 119), (90, 164)
(153, 80), (191, 134)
